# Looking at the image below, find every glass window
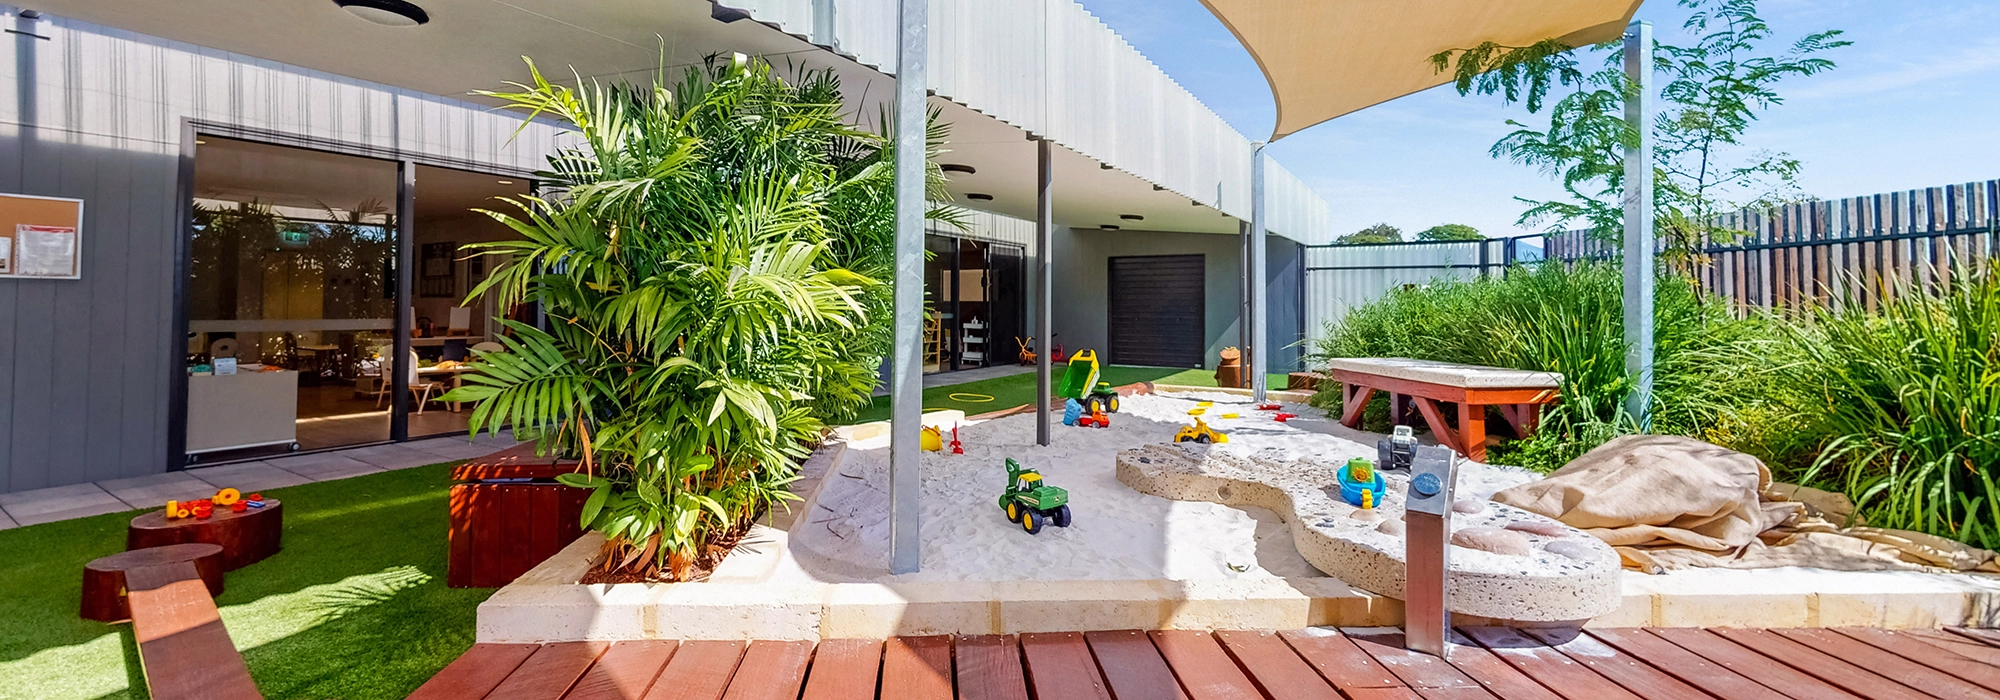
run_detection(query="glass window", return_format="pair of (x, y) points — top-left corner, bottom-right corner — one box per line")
(185, 138), (398, 459)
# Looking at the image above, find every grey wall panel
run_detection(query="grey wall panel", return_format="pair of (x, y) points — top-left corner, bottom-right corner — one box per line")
(1264, 238), (1304, 373)
(1051, 226), (1242, 370)
(0, 11), (569, 493)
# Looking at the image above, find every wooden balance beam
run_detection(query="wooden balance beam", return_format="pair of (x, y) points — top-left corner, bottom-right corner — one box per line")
(1327, 357), (1561, 462)
(86, 545), (262, 699)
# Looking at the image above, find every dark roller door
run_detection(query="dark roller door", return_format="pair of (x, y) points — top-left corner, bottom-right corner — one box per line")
(1107, 254), (1205, 368)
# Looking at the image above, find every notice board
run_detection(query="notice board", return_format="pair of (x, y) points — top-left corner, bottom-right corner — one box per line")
(0, 193), (84, 279)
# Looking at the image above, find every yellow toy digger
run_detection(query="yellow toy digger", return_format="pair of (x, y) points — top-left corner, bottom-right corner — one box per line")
(1174, 417), (1229, 444)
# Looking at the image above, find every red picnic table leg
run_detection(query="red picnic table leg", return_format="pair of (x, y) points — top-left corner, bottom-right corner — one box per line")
(1457, 402), (1488, 462)
(1410, 397), (1461, 457)
(1339, 383), (1376, 428)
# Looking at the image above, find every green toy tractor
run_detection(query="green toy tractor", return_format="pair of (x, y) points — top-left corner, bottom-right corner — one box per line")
(1057, 349), (1121, 415)
(997, 458), (1072, 534)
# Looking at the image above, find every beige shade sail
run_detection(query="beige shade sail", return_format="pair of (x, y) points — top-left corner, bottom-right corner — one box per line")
(1202, 0), (1645, 140)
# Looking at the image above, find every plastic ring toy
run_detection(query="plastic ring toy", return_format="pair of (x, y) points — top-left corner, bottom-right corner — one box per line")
(213, 488), (242, 506)
(948, 393), (996, 403)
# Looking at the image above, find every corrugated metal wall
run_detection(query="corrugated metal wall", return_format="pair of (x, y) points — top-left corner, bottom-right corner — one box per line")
(934, 207), (1036, 253)
(1301, 240), (1508, 348)
(0, 11), (568, 493)
(725, 0), (1334, 244)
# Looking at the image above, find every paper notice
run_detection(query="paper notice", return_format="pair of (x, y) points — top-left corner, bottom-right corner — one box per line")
(16, 224), (76, 277)
(0, 233), (11, 274)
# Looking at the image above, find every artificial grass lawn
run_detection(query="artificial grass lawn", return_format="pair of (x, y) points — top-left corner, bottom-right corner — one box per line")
(0, 461), (489, 700)
(843, 365), (1295, 424)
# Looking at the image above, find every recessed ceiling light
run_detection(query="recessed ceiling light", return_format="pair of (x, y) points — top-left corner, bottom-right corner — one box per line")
(497, 179), (513, 185)
(1120, 214), (1144, 221)
(194, 139), (207, 145)
(940, 164), (976, 175)
(334, 0), (429, 26)
(966, 193), (994, 201)
(1100, 224), (1121, 230)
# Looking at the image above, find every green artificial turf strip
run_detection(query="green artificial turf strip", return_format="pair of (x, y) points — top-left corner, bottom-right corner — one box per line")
(842, 366), (1295, 423)
(0, 461), (491, 700)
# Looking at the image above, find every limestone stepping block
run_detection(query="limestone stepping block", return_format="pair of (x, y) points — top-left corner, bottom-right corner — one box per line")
(1115, 443), (1620, 621)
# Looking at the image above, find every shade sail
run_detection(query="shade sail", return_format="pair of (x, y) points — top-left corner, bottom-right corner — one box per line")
(1203, 0), (1644, 140)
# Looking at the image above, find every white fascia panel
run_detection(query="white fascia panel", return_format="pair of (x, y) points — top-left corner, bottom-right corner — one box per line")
(719, 0), (1332, 245)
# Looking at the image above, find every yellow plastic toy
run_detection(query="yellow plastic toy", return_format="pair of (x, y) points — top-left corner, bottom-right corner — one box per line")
(1197, 401), (1214, 407)
(1361, 490), (1374, 509)
(921, 425), (943, 452)
(1219, 413), (1240, 419)
(213, 488), (242, 506)
(1173, 417), (1229, 444)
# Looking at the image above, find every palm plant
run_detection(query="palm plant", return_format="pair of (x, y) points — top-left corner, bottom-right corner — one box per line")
(443, 55), (949, 580)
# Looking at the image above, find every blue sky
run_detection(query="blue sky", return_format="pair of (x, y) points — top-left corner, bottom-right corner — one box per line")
(1074, 0), (2000, 240)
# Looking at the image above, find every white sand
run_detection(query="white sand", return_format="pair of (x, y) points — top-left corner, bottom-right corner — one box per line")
(790, 390), (1539, 583)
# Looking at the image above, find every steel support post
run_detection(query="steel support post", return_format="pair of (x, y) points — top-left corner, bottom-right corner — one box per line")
(391, 160), (415, 442)
(1404, 445), (1460, 657)
(888, 0), (928, 574)
(1035, 138), (1054, 446)
(1622, 21), (1655, 429)
(1249, 142), (1268, 401)
(1238, 220), (1251, 386)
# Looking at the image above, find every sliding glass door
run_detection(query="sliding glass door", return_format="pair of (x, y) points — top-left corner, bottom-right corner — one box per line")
(184, 137), (399, 459)
(181, 137), (535, 462)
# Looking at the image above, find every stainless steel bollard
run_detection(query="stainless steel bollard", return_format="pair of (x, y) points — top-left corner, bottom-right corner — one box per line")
(1403, 444), (1459, 657)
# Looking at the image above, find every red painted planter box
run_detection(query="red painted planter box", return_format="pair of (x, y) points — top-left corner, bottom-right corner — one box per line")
(447, 443), (591, 588)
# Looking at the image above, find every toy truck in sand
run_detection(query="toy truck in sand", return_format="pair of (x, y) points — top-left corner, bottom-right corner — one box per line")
(1057, 349), (1121, 415)
(997, 458), (1073, 534)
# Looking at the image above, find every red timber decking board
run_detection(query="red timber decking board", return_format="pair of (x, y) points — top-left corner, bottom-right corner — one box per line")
(953, 636), (1028, 700)
(412, 627), (2000, 699)
(1084, 629), (1188, 700)
(1019, 632), (1112, 700)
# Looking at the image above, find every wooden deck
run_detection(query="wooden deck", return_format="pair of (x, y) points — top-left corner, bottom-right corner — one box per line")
(410, 627), (2000, 699)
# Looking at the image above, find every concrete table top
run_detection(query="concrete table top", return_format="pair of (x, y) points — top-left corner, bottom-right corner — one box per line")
(1327, 358), (1562, 389)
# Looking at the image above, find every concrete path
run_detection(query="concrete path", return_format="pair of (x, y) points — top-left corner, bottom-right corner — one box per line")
(0, 432), (521, 529)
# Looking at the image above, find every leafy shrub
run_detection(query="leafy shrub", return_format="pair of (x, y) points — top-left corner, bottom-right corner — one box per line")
(443, 56), (944, 580)
(1772, 268), (2000, 545)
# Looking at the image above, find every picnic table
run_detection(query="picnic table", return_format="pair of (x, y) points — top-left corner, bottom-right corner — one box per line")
(1327, 357), (1561, 462)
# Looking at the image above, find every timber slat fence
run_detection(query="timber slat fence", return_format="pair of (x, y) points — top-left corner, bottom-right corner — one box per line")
(1547, 179), (2000, 313)
(1302, 178), (1999, 343)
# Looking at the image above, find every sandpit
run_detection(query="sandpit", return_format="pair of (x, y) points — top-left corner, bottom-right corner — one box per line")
(790, 390), (1547, 586)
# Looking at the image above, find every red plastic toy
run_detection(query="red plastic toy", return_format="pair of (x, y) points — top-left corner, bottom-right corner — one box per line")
(1077, 410), (1111, 428)
(1273, 412), (1298, 423)
(950, 425), (964, 455)
(1255, 403), (1281, 411)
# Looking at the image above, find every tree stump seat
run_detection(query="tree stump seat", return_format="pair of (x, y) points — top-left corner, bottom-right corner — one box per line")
(81, 543), (224, 623)
(127, 499), (283, 571)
